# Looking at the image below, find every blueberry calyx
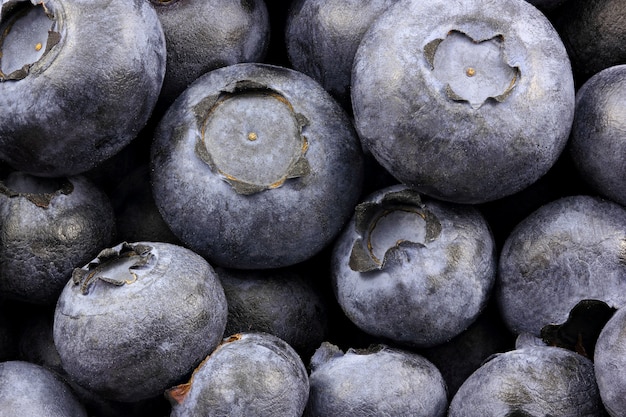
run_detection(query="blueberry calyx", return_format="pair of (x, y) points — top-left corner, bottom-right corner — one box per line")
(193, 80), (311, 195)
(0, 0), (62, 81)
(71, 242), (155, 295)
(0, 172), (73, 208)
(425, 30), (520, 109)
(540, 299), (616, 360)
(349, 189), (442, 272)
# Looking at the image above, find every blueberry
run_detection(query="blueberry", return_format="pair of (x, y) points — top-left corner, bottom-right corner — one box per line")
(305, 342), (448, 416)
(167, 332), (309, 417)
(285, 0), (398, 107)
(53, 241), (228, 402)
(0, 0), (166, 177)
(497, 195), (626, 336)
(351, 0), (575, 203)
(151, 63), (364, 269)
(593, 306), (626, 416)
(150, 0), (270, 110)
(332, 184), (496, 347)
(0, 172), (115, 305)
(217, 266), (329, 360)
(568, 65), (626, 207)
(447, 340), (604, 416)
(0, 360), (88, 416)
(552, 0), (626, 87)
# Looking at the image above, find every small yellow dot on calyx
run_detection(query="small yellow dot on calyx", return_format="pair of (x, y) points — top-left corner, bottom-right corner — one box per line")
(35, 43), (43, 51)
(247, 132), (258, 141)
(466, 67), (476, 77)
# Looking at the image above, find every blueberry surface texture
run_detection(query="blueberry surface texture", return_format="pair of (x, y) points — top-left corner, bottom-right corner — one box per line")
(497, 195), (626, 336)
(569, 65), (626, 207)
(151, 62), (364, 269)
(167, 332), (309, 417)
(150, 0), (270, 111)
(285, 0), (399, 108)
(332, 184), (496, 348)
(53, 241), (228, 403)
(0, 0), (166, 177)
(0, 360), (88, 416)
(351, 0), (575, 203)
(305, 342), (448, 416)
(448, 341), (605, 416)
(594, 306), (626, 416)
(0, 172), (115, 305)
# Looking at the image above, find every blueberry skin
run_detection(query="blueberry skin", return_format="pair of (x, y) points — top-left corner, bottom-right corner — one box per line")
(351, 0), (575, 204)
(497, 195), (626, 336)
(53, 241), (228, 403)
(0, 360), (88, 417)
(285, 0), (398, 107)
(150, 0), (270, 109)
(332, 184), (496, 348)
(569, 65), (626, 207)
(594, 306), (626, 416)
(167, 332), (309, 417)
(217, 266), (329, 359)
(448, 343), (604, 417)
(151, 63), (364, 269)
(0, 0), (166, 177)
(0, 173), (115, 305)
(305, 342), (448, 417)
(552, 0), (626, 87)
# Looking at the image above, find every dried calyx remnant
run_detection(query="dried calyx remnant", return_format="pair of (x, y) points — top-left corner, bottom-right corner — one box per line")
(0, 0), (61, 81)
(194, 80), (310, 195)
(72, 242), (155, 295)
(540, 299), (616, 360)
(0, 173), (73, 208)
(349, 189), (442, 273)
(425, 29), (520, 109)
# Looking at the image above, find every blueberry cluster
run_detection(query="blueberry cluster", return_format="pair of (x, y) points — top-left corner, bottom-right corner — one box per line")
(1, 0), (626, 415)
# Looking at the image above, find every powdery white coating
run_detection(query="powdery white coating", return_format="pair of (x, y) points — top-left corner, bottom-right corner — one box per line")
(285, 0), (398, 105)
(151, 63), (364, 269)
(0, 360), (88, 417)
(594, 306), (626, 416)
(448, 345), (604, 416)
(331, 184), (496, 348)
(169, 332), (309, 417)
(153, 0), (270, 107)
(0, 0), (166, 177)
(351, 0), (575, 203)
(53, 241), (228, 403)
(569, 65), (626, 207)
(497, 195), (626, 336)
(305, 343), (448, 417)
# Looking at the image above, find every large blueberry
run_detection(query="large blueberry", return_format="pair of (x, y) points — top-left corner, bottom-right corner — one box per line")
(0, 172), (115, 305)
(53, 241), (228, 402)
(217, 266), (329, 360)
(351, 0), (575, 203)
(151, 63), (364, 269)
(305, 342), (448, 416)
(167, 332), (309, 417)
(285, 0), (398, 107)
(332, 184), (496, 347)
(0, 360), (88, 416)
(594, 306), (626, 416)
(0, 0), (166, 177)
(569, 65), (626, 207)
(497, 195), (626, 336)
(150, 0), (270, 110)
(448, 340), (604, 416)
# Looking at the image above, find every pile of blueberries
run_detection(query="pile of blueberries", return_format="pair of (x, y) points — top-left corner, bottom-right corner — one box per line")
(1, 0), (626, 415)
